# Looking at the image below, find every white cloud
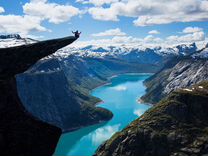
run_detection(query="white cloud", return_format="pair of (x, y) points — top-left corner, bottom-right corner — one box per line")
(88, 6), (119, 21)
(73, 26), (206, 48)
(112, 85), (127, 91)
(77, 0), (119, 6)
(0, 15), (48, 37)
(182, 27), (203, 34)
(148, 30), (160, 35)
(91, 124), (120, 145)
(86, 0), (208, 26)
(167, 26), (205, 44)
(92, 28), (126, 37)
(167, 31), (205, 43)
(31, 0), (47, 2)
(0, 6), (5, 13)
(0, 0), (80, 36)
(134, 109), (145, 117)
(144, 35), (163, 43)
(23, 0), (80, 24)
(72, 35), (143, 47)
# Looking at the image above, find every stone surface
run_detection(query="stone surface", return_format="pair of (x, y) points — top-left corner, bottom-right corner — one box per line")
(0, 36), (77, 155)
(141, 55), (208, 104)
(95, 82), (208, 156)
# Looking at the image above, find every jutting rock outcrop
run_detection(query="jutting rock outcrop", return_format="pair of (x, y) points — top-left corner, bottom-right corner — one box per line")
(0, 36), (77, 156)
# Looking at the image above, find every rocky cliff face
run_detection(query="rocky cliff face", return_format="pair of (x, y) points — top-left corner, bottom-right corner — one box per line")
(141, 51), (208, 104)
(0, 36), (77, 155)
(95, 82), (208, 156)
(16, 54), (157, 131)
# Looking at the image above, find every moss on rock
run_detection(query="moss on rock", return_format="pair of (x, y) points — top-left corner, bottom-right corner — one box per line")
(95, 82), (208, 156)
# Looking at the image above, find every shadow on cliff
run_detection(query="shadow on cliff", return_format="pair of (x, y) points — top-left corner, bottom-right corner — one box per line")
(0, 36), (77, 156)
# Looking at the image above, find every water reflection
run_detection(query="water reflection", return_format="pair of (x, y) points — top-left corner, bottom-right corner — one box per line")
(111, 85), (127, 91)
(54, 74), (152, 156)
(134, 108), (146, 117)
(91, 124), (121, 145)
(55, 122), (107, 155)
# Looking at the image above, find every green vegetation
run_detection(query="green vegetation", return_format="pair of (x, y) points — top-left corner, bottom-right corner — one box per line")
(95, 81), (208, 156)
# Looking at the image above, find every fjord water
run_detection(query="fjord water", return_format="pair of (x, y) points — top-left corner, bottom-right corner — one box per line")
(54, 74), (151, 156)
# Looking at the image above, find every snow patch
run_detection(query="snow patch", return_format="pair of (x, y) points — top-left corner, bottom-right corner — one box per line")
(183, 89), (193, 92)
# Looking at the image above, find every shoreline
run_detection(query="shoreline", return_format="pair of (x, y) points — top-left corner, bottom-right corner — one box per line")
(107, 72), (154, 80)
(91, 72), (154, 94)
(56, 72), (154, 156)
(62, 120), (108, 134)
(62, 72), (154, 134)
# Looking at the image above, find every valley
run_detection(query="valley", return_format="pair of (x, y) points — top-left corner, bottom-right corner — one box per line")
(0, 35), (207, 156)
(54, 73), (151, 156)
(1, 0), (208, 155)
(95, 81), (208, 156)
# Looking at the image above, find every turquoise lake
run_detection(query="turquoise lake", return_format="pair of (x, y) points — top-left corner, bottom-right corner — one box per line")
(54, 73), (152, 156)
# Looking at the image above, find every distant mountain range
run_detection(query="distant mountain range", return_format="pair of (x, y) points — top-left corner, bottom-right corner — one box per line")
(0, 34), (37, 48)
(57, 42), (198, 60)
(0, 34), (201, 60)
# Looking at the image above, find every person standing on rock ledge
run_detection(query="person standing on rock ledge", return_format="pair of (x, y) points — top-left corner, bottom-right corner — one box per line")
(72, 30), (81, 38)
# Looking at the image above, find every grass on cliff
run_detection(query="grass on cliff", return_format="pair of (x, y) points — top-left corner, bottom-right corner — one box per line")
(104, 81), (208, 147)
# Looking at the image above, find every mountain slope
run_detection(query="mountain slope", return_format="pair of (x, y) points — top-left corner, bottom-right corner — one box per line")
(68, 42), (198, 58)
(14, 39), (200, 132)
(60, 43), (198, 67)
(0, 34), (37, 48)
(141, 47), (208, 104)
(16, 54), (158, 131)
(0, 36), (77, 155)
(95, 81), (208, 156)
(16, 57), (113, 132)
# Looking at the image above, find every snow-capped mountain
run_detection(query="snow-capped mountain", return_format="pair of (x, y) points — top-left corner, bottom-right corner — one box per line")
(0, 34), (37, 48)
(54, 42), (199, 61)
(175, 43), (197, 55)
(141, 45), (208, 104)
(192, 47), (208, 58)
(0, 34), (21, 39)
(1, 34), (206, 61)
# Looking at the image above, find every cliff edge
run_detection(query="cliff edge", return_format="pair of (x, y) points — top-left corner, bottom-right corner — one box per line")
(95, 81), (208, 156)
(0, 36), (77, 155)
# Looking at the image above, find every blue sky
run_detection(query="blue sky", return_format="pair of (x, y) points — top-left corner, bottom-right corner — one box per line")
(0, 0), (208, 46)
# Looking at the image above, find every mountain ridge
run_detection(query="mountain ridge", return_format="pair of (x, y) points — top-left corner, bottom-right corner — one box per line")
(141, 45), (208, 104)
